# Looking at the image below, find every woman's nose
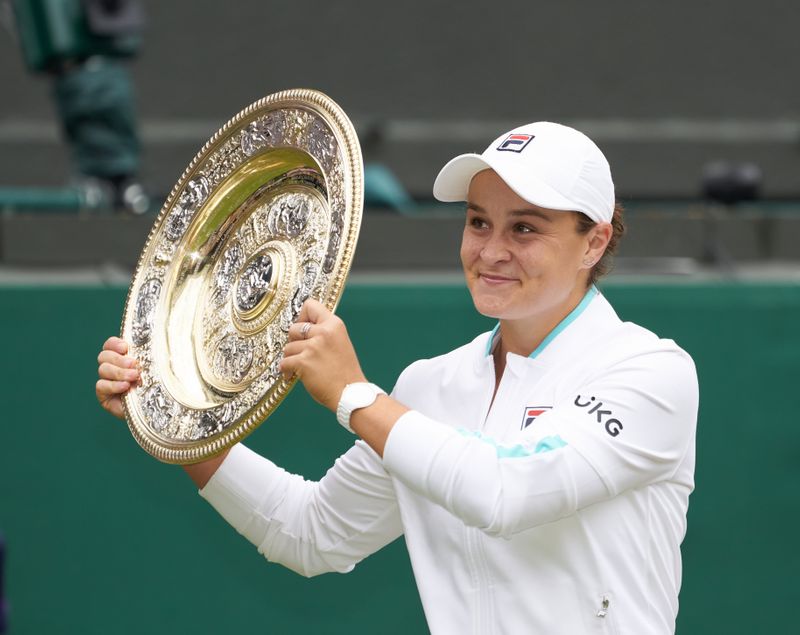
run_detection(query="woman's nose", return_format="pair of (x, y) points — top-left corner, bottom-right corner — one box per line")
(480, 232), (511, 262)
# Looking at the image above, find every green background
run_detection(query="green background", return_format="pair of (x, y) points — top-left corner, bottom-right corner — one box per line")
(1, 280), (798, 633)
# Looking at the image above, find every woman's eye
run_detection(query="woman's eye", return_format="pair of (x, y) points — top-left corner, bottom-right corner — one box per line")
(515, 223), (535, 233)
(469, 217), (487, 228)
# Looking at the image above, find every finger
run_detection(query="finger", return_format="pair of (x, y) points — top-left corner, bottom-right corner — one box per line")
(95, 391), (127, 419)
(282, 340), (306, 358)
(279, 350), (300, 370)
(278, 349), (308, 376)
(97, 349), (137, 369)
(287, 321), (315, 342)
(108, 401), (126, 419)
(278, 358), (297, 379)
(99, 361), (140, 382)
(301, 298), (331, 324)
(96, 378), (132, 398)
(103, 336), (129, 355)
(287, 322), (303, 341)
(295, 302), (312, 324)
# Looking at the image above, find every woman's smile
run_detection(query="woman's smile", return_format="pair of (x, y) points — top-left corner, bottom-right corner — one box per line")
(478, 271), (518, 285)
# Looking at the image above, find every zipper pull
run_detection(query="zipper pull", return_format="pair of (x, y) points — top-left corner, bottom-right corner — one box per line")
(596, 595), (610, 618)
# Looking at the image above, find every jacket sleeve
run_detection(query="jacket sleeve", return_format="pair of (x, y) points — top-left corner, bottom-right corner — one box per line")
(382, 348), (698, 539)
(199, 440), (402, 577)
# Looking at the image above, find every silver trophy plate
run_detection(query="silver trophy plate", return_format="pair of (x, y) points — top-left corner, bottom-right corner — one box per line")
(120, 89), (363, 464)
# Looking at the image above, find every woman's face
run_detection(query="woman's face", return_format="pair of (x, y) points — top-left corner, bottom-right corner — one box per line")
(460, 169), (596, 325)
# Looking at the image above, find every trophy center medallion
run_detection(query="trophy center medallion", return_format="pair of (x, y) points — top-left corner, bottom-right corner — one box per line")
(235, 254), (274, 316)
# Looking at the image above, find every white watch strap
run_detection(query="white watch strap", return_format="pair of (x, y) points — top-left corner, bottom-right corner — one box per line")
(336, 382), (386, 434)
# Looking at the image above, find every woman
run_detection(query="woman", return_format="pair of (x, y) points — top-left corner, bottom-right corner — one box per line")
(97, 122), (698, 634)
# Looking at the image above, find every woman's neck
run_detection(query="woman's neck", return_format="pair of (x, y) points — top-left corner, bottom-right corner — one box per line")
(492, 284), (592, 369)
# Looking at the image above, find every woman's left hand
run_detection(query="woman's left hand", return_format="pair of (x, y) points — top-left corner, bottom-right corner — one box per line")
(281, 299), (367, 411)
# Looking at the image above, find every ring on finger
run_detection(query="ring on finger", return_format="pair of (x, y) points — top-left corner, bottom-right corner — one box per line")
(301, 322), (312, 339)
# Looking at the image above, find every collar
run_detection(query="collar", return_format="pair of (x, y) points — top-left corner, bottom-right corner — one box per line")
(484, 285), (601, 360)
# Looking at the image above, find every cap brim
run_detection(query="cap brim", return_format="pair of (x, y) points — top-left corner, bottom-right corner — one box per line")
(433, 153), (579, 213)
(432, 154), (490, 202)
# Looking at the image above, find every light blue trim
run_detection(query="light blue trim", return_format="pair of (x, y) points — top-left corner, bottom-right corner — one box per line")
(457, 429), (568, 458)
(534, 435), (568, 453)
(485, 323), (501, 356)
(483, 286), (599, 359)
(528, 285), (598, 359)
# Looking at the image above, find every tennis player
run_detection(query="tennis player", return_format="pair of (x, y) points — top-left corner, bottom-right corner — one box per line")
(97, 121), (698, 634)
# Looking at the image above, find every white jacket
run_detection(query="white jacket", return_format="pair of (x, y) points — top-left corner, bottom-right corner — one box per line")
(201, 290), (698, 634)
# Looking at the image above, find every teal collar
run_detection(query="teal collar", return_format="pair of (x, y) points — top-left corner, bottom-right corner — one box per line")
(485, 286), (599, 359)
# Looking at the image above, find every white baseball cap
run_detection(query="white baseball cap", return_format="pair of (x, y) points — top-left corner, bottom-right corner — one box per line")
(432, 121), (615, 223)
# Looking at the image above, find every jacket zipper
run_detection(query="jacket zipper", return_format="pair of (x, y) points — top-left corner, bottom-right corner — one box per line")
(597, 595), (610, 618)
(480, 358), (497, 431)
(464, 526), (494, 635)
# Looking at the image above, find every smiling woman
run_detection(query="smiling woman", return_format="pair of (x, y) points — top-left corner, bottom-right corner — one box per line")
(96, 120), (698, 635)
(460, 169), (612, 363)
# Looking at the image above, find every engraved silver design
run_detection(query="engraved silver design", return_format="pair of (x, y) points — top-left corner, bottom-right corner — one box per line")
(194, 402), (237, 439)
(165, 175), (210, 241)
(235, 255), (274, 312)
(241, 115), (285, 156)
(324, 210), (343, 273)
(212, 334), (254, 384)
(307, 119), (336, 171)
(213, 241), (245, 305)
(267, 193), (311, 238)
(206, 139), (242, 185)
(278, 304), (296, 332)
(131, 278), (162, 346)
(292, 261), (320, 315)
(142, 383), (178, 432)
(284, 109), (312, 145)
(268, 351), (283, 380)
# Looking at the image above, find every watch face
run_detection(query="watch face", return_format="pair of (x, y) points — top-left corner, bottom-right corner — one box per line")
(349, 384), (372, 407)
(346, 383), (381, 408)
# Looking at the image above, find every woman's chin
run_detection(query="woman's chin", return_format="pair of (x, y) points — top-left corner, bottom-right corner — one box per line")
(471, 297), (509, 319)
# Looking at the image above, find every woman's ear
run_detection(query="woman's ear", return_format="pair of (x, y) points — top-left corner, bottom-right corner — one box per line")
(585, 222), (613, 264)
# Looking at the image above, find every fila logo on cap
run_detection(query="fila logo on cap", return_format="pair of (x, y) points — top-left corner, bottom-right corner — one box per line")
(521, 405), (552, 430)
(497, 133), (535, 153)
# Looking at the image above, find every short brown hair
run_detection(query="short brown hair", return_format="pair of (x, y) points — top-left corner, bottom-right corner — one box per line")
(575, 202), (626, 286)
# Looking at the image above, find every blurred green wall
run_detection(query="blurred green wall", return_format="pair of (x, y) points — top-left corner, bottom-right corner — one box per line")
(1, 280), (798, 634)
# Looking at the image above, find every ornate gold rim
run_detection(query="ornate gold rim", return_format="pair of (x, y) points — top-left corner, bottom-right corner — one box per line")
(120, 89), (364, 464)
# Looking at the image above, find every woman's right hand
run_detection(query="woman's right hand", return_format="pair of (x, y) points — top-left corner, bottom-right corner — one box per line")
(94, 336), (227, 488)
(96, 336), (140, 420)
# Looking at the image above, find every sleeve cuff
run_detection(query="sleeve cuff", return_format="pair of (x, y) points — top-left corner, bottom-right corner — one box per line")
(198, 443), (288, 542)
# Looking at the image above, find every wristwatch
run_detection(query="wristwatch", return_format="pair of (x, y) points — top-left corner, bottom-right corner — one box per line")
(336, 382), (386, 433)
